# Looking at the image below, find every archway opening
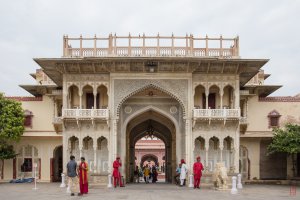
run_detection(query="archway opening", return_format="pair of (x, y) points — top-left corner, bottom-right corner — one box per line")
(52, 145), (62, 182)
(126, 111), (176, 184)
(135, 136), (166, 183)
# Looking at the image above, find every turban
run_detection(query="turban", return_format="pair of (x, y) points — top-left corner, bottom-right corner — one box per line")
(181, 159), (185, 164)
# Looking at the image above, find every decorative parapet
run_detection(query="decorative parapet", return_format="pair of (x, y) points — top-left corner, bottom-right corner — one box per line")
(51, 90), (62, 95)
(6, 96), (43, 101)
(63, 34), (239, 58)
(62, 109), (109, 119)
(259, 97), (300, 102)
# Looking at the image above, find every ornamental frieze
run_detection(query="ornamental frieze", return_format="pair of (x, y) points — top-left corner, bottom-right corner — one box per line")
(114, 79), (188, 117)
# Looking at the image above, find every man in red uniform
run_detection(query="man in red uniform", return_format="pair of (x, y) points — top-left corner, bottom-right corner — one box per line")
(79, 157), (88, 194)
(113, 156), (124, 188)
(193, 156), (204, 189)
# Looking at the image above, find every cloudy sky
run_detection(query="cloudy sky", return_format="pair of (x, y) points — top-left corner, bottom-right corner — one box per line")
(0, 0), (299, 96)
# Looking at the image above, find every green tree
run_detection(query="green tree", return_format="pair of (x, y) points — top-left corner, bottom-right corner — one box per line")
(267, 123), (300, 177)
(0, 93), (25, 177)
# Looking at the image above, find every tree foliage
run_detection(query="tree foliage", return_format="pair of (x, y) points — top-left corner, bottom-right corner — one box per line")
(0, 93), (24, 162)
(0, 93), (24, 141)
(267, 123), (300, 155)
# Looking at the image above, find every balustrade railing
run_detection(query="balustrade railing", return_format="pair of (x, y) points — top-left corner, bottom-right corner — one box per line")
(62, 109), (109, 119)
(63, 34), (239, 58)
(193, 109), (240, 118)
(53, 116), (63, 124)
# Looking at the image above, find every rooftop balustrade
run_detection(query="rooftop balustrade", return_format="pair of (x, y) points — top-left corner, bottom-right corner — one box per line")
(63, 34), (239, 58)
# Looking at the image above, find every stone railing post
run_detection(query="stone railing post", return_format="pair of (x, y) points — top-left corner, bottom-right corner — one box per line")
(107, 174), (113, 188)
(237, 174), (243, 189)
(231, 176), (238, 194)
(60, 173), (66, 187)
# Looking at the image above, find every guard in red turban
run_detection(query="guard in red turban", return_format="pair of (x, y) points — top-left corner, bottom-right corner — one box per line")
(112, 156), (124, 187)
(193, 156), (204, 189)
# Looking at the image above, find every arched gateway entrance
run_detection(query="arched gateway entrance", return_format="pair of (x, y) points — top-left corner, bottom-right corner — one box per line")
(126, 113), (175, 183)
(118, 87), (184, 183)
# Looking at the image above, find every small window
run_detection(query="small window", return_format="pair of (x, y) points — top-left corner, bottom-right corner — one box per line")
(24, 110), (33, 128)
(268, 110), (281, 128)
(21, 158), (32, 172)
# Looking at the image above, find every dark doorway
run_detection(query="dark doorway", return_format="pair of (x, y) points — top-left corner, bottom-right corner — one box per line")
(86, 93), (100, 109)
(86, 93), (94, 109)
(260, 140), (287, 179)
(52, 146), (63, 182)
(202, 93), (216, 109)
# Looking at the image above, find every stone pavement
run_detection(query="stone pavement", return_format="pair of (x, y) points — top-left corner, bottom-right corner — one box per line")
(0, 182), (299, 200)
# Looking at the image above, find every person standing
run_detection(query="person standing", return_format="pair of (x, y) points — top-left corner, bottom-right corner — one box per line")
(113, 156), (124, 187)
(143, 164), (150, 183)
(193, 156), (204, 189)
(152, 166), (158, 183)
(180, 159), (188, 186)
(174, 163), (181, 185)
(66, 155), (81, 196)
(133, 166), (140, 183)
(79, 157), (89, 194)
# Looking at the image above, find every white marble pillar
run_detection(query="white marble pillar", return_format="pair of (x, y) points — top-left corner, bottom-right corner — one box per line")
(93, 92), (97, 109)
(93, 145), (97, 173)
(112, 119), (118, 160)
(234, 77), (240, 109)
(63, 134), (68, 173)
(205, 147), (209, 172)
(220, 146), (224, 163)
(185, 119), (193, 172)
(79, 93), (83, 109)
(234, 127), (240, 173)
(79, 138), (83, 158)
(220, 90), (224, 109)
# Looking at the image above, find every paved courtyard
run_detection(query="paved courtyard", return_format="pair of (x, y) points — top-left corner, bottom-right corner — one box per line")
(0, 182), (298, 200)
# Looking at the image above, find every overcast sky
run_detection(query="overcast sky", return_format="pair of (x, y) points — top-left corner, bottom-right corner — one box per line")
(0, 0), (299, 96)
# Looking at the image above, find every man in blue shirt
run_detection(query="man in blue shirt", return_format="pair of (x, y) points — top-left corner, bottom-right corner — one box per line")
(67, 155), (81, 196)
(174, 163), (181, 185)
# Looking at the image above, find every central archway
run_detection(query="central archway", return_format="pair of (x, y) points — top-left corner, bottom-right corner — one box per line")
(125, 110), (176, 183)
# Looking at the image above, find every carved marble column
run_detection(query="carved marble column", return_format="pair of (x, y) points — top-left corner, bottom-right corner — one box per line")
(220, 89), (224, 109)
(93, 91), (97, 109)
(220, 145), (224, 163)
(234, 131), (240, 173)
(112, 119), (118, 160)
(93, 144), (97, 173)
(205, 139), (209, 172)
(79, 93), (83, 109)
(79, 138), (83, 158)
(63, 134), (68, 173)
(185, 119), (193, 169)
(205, 94), (209, 109)
(234, 77), (240, 109)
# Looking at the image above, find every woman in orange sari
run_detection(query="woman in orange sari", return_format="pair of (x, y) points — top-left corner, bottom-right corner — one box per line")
(79, 157), (88, 194)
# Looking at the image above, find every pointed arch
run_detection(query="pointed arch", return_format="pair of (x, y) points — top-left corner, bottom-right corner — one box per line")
(116, 83), (186, 117)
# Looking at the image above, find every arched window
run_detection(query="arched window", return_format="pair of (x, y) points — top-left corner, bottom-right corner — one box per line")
(17, 145), (40, 178)
(268, 110), (281, 128)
